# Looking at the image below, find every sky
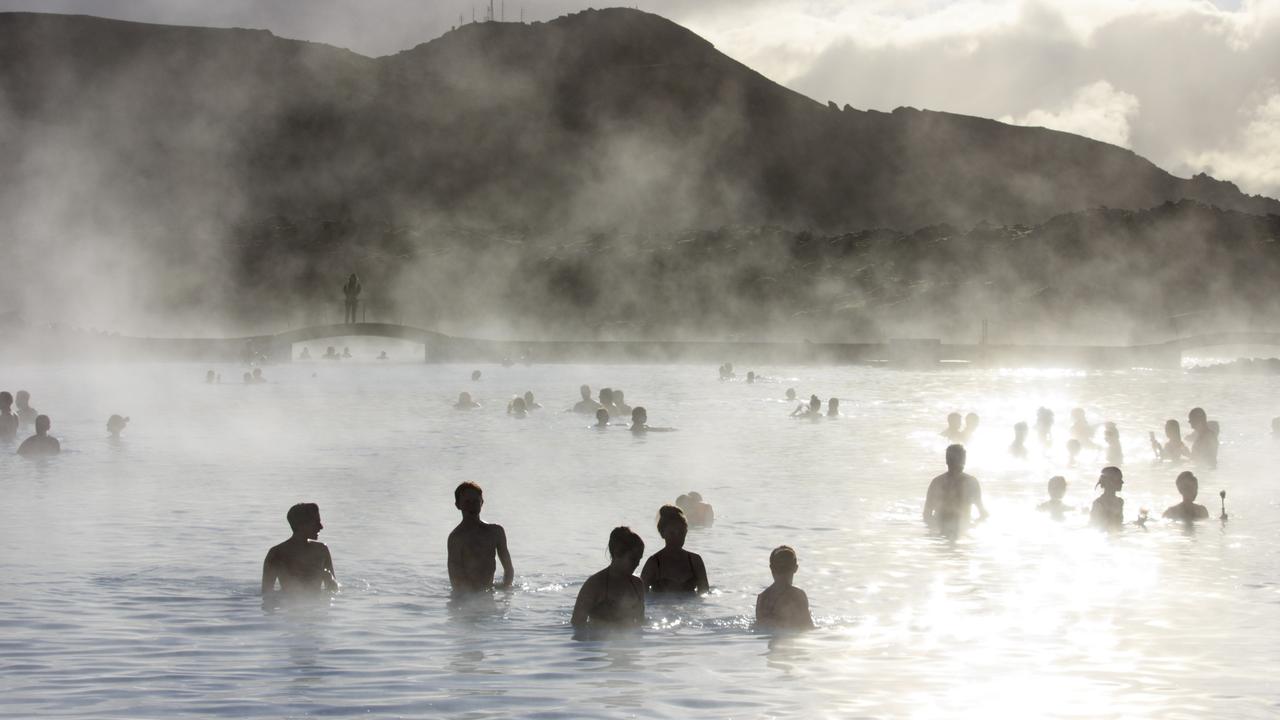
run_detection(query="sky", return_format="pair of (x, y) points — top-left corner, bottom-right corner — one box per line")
(2, 0), (1277, 198)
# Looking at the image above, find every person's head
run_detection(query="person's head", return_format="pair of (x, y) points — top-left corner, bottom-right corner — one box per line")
(457, 392), (472, 405)
(523, 391), (535, 405)
(786, 388), (796, 401)
(1037, 407), (1053, 425)
(454, 481), (484, 515)
(34, 414), (50, 435)
(828, 397), (839, 415)
(809, 395), (820, 412)
(580, 384), (591, 401)
(964, 412), (979, 429)
(595, 408), (609, 425)
(1097, 466), (1123, 493)
(286, 502), (322, 539)
(0, 391), (11, 410)
(687, 491), (703, 503)
(1047, 475), (1067, 500)
(106, 414), (128, 435)
(16, 390), (30, 408)
(631, 406), (647, 425)
(614, 390), (625, 404)
(1104, 422), (1119, 443)
(1188, 407), (1207, 430)
(243, 372), (252, 383)
(656, 504), (689, 546)
(1071, 407), (1085, 423)
(675, 494), (692, 513)
(1013, 421), (1028, 441)
(348, 272), (358, 283)
(769, 545), (799, 581)
(747, 371), (755, 383)
(607, 526), (645, 571)
(253, 368), (263, 378)
(945, 443), (966, 472)
(947, 412), (962, 430)
(471, 370), (481, 381)
(1165, 419), (1182, 441)
(600, 387), (614, 404)
(1067, 439), (1081, 457)
(511, 396), (527, 413)
(1175, 471), (1199, 502)
(205, 370), (214, 382)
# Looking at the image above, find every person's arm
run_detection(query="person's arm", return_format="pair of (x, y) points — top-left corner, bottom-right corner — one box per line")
(797, 589), (815, 629)
(693, 554), (710, 594)
(972, 479), (989, 522)
(922, 479), (938, 526)
(321, 544), (339, 592)
(261, 549), (279, 600)
(446, 532), (462, 590)
(570, 575), (597, 627)
(630, 577), (646, 625)
(639, 555), (657, 592)
(495, 526), (514, 589)
(704, 506), (715, 528)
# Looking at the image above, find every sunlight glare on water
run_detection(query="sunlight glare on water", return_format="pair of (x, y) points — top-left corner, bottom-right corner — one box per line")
(1, 361), (1278, 718)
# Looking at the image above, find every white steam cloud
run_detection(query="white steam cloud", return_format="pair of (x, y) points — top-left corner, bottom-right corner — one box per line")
(1000, 80), (1140, 147)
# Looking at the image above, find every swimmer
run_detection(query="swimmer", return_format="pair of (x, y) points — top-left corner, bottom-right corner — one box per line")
(570, 527), (645, 628)
(1089, 466), (1125, 531)
(205, 370), (215, 383)
(785, 388), (797, 402)
(252, 368), (265, 384)
(300, 347), (312, 360)
(242, 372), (253, 384)
(827, 397), (840, 418)
(323, 346), (339, 360)
(508, 396), (528, 418)
(376, 351), (388, 360)
(746, 371), (755, 384)
(106, 414), (129, 438)
(1187, 408), (1219, 469)
(630, 406), (674, 433)
(791, 395), (821, 418)
(342, 346), (352, 359)
(599, 388), (616, 413)
(261, 502), (338, 608)
(471, 370), (481, 381)
(1069, 408), (1096, 447)
(15, 390), (36, 428)
(1104, 422), (1123, 465)
(594, 408), (610, 428)
(1066, 438), (1082, 467)
(612, 390), (632, 415)
(1037, 476), (1068, 520)
(1010, 422), (1028, 458)
(922, 444), (988, 534)
(755, 546), (814, 630)
(522, 391), (541, 410)
(1162, 471), (1209, 522)
(17, 414), (60, 457)
(685, 491), (714, 528)
(572, 385), (602, 414)
(961, 412), (980, 443)
(1035, 407), (1055, 444)
(941, 412), (964, 441)
(0, 391), (17, 442)
(640, 505), (709, 594)
(454, 392), (480, 410)
(447, 482), (514, 593)
(1151, 419), (1190, 463)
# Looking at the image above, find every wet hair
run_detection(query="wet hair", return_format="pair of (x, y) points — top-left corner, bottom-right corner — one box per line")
(608, 526), (644, 560)
(1047, 475), (1067, 498)
(34, 414), (50, 433)
(656, 504), (688, 534)
(1096, 466), (1123, 491)
(1175, 471), (1198, 497)
(286, 502), (320, 531)
(1189, 407), (1207, 425)
(1165, 419), (1182, 438)
(0, 391), (11, 405)
(769, 545), (798, 572)
(454, 481), (483, 504)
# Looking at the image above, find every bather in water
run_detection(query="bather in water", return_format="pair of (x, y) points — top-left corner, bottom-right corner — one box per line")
(640, 505), (709, 595)
(454, 392), (481, 410)
(572, 385), (602, 414)
(1037, 476), (1069, 521)
(922, 444), (988, 535)
(261, 502), (338, 609)
(447, 482), (514, 593)
(1089, 466), (1125, 531)
(570, 527), (645, 629)
(17, 414), (60, 458)
(1162, 471), (1210, 522)
(755, 545), (814, 630)
(1010, 422), (1028, 458)
(106, 414), (129, 438)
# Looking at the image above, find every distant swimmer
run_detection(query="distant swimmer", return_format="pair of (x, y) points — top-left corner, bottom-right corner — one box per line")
(573, 385), (602, 414)
(718, 363), (737, 381)
(598, 388), (616, 414)
(261, 502), (338, 608)
(755, 546), (814, 630)
(205, 370), (216, 384)
(630, 406), (674, 433)
(1104, 422), (1123, 465)
(594, 408), (610, 428)
(1010, 422), (1028, 458)
(1037, 476), (1069, 521)
(827, 398), (840, 418)
(15, 390), (37, 429)
(1187, 407), (1219, 469)
(252, 368), (266, 384)
(300, 347), (312, 360)
(1066, 439), (1081, 467)
(612, 390), (632, 416)
(791, 395), (821, 418)
(1151, 419), (1190, 463)
(570, 527), (646, 629)
(447, 482), (514, 593)
(17, 415), (60, 457)
(746, 371), (755, 384)
(0, 391), (17, 442)
(1035, 407), (1055, 445)
(242, 372), (253, 384)
(471, 370), (482, 381)
(1163, 471), (1209, 522)
(961, 412), (980, 443)
(454, 392), (481, 410)
(377, 351), (388, 361)
(785, 388), (797, 402)
(508, 396), (528, 418)
(523, 391), (541, 410)
(1089, 466), (1125, 531)
(342, 347), (352, 359)
(684, 491), (714, 527)
(941, 412), (964, 441)
(1069, 408), (1097, 447)
(106, 414), (129, 438)
(640, 505), (709, 594)
(922, 444), (988, 534)
(323, 346), (339, 360)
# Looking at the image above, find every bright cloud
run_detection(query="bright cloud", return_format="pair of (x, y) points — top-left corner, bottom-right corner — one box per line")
(1001, 80), (1140, 147)
(1190, 91), (1280, 192)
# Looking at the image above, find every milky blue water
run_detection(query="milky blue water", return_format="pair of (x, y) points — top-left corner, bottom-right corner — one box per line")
(1, 359), (1278, 718)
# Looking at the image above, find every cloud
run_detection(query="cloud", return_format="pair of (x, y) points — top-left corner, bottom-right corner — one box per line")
(1000, 80), (1140, 146)
(1190, 90), (1280, 193)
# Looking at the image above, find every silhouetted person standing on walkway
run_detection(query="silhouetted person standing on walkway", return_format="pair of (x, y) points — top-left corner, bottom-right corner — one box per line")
(342, 273), (361, 324)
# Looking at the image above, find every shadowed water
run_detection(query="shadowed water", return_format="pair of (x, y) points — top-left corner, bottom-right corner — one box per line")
(1, 362), (1278, 718)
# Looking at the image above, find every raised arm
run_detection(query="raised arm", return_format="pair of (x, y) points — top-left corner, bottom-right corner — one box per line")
(495, 526), (514, 589)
